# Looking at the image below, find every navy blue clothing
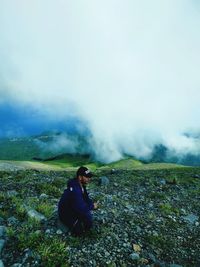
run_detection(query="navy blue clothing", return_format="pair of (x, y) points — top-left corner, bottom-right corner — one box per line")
(58, 178), (94, 235)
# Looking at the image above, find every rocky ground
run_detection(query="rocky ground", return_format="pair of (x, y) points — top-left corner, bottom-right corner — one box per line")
(0, 167), (200, 267)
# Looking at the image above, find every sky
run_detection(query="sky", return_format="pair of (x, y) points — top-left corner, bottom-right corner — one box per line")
(0, 0), (200, 162)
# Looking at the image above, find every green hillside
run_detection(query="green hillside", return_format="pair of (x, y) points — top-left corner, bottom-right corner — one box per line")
(0, 156), (185, 172)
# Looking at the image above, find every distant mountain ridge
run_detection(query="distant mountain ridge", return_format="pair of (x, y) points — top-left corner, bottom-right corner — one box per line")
(0, 132), (200, 166)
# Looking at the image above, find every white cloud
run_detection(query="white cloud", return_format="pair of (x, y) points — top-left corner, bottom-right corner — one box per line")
(1, 0), (200, 162)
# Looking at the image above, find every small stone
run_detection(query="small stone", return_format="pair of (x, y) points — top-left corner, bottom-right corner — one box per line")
(183, 214), (199, 224)
(27, 209), (46, 222)
(169, 264), (183, 267)
(155, 261), (166, 267)
(0, 227), (6, 238)
(148, 253), (156, 263)
(136, 226), (142, 233)
(7, 216), (19, 226)
(22, 248), (33, 264)
(180, 209), (186, 215)
(39, 193), (48, 199)
(104, 251), (110, 257)
(11, 264), (22, 267)
(111, 169), (116, 174)
(0, 239), (5, 254)
(99, 176), (110, 186)
(152, 231), (159, 237)
(45, 229), (51, 234)
(7, 190), (18, 197)
(57, 219), (69, 234)
(195, 221), (199, 226)
(56, 229), (62, 235)
(35, 230), (41, 235)
(133, 244), (141, 252)
(130, 252), (140, 261)
(160, 179), (166, 185)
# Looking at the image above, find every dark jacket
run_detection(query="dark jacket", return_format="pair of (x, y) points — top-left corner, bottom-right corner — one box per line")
(58, 178), (94, 229)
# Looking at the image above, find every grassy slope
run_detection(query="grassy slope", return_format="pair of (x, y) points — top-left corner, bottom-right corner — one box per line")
(0, 155), (186, 171)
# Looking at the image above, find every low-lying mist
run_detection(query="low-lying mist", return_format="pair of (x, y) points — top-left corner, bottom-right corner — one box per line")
(1, 0), (200, 163)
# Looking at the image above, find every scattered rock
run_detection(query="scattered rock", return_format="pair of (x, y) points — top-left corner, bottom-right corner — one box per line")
(7, 190), (18, 197)
(7, 217), (19, 226)
(111, 169), (116, 174)
(27, 209), (47, 222)
(99, 176), (110, 186)
(182, 214), (199, 224)
(0, 239), (5, 255)
(56, 229), (63, 235)
(193, 174), (200, 179)
(130, 252), (140, 261)
(45, 229), (51, 234)
(0, 260), (4, 267)
(0, 227), (6, 238)
(57, 219), (69, 234)
(169, 264), (183, 267)
(1, 169), (200, 266)
(160, 179), (167, 185)
(22, 248), (33, 265)
(148, 253), (157, 263)
(39, 193), (48, 199)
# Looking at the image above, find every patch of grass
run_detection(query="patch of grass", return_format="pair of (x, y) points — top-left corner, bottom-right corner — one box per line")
(10, 196), (27, 220)
(36, 201), (54, 218)
(145, 234), (173, 248)
(0, 211), (8, 219)
(18, 230), (43, 250)
(159, 203), (179, 216)
(35, 183), (61, 197)
(36, 237), (69, 267)
(27, 197), (39, 207)
(27, 217), (42, 229)
(6, 226), (16, 238)
(67, 235), (82, 247)
(147, 212), (157, 220)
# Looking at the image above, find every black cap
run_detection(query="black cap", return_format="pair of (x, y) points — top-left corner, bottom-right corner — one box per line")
(76, 166), (93, 178)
